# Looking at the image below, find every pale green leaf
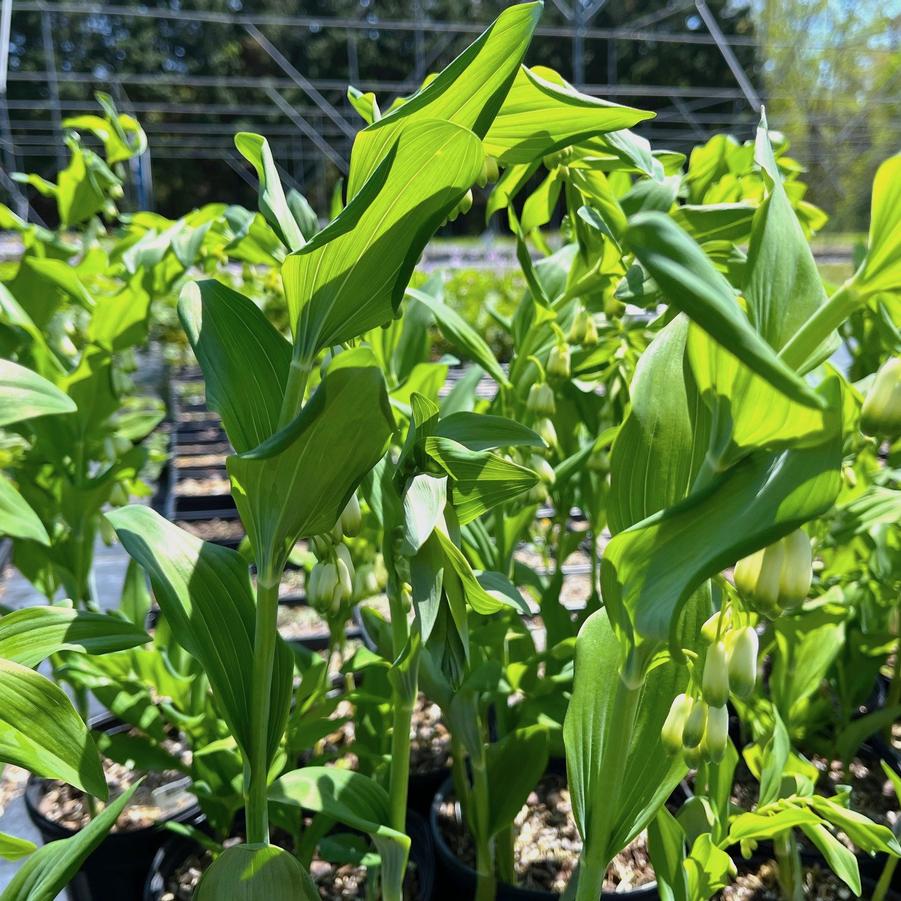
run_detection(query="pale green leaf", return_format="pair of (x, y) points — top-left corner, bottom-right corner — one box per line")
(0, 359), (74, 427)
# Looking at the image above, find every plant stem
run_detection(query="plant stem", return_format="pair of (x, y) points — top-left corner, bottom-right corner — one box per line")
(774, 831), (803, 901)
(873, 854), (898, 901)
(471, 751), (496, 901)
(495, 826), (515, 886)
(778, 277), (861, 372)
(246, 572), (280, 845)
(388, 682), (415, 833)
(278, 355), (313, 430)
(574, 675), (642, 901)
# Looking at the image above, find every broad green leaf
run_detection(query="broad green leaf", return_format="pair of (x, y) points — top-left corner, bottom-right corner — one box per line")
(744, 117), (826, 352)
(521, 169), (563, 232)
(0, 783), (138, 901)
(608, 316), (710, 533)
(270, 767), (409, 899)
(433, 412), (543, 452)
(424, 436), (538, 525)
(407, 286), (510, 388)
(626, 212), (825, 410)
(0, 359), (74, 426)
(687, 322), (829, 465)
(235, 133), (305, 252)
(283, 121), (483, 358)
(726, 807), (822, 843)
(179, 279), (291, 453)
(672, 203), (755, 244)
(347, 85), (381, 125)
(18, 257), (94, 311)
(0, 659), (106, 797)
(484, 66), (653, 165)
(0, 607), (149, 667)
(87, 272), (153, 352)
(485, 725), (549, 838)
(857, 153), (901, 297)
(227, 349), (395, 569)
(647, 808), (689, 901)
(564, 607), (696, 867)
(807, 796), (901, 856)
(0, 473), (49, 544)
(106, 505), (292, 765)
(401, 473), (447, 555)
(434, 529), (529, 615)
(800, 823), (860, 894)
(758, 711), (790, 806)
(0, 832), (36, 862)
(601, 381), (842, 648)
(197, 844), (318, 901)
(346, 3), (541, 194)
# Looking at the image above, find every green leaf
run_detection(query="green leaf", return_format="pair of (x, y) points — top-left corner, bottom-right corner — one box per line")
(235, 133), (306, 252)
(672, 204), (756, 244)
(0, 473), (50, 544)
(800, 823), (860, 894)
(857, 153), (901, 297)
(0, 359), (75, 426)
(484, 65), (654, 164)
(0, 659), (106, 797)
(179, 279), (291, 453)
(401, 473), (447, 555)
(106, 505), (293, 765)
(485, 725), (549, 838)
(601, 382), (842, 648)
(283, 121), (482, 357)
(424, 436), (538, 525)
(626, 212), (825, 410)
(346, 3), (541, 193)
(0, 606), (149, 667)
(88, 272), (153, 352)
(647, 807), (689, 901)
(227, 349), (394, 569)
(0, 783), (138, 901)
(433, 412), (543, 452)
(687, 322), (829, 465)
(0, 832), (36, 862)
(758, 711), (790, 806)
(407, 286), (510, 388)
(270, 767), (410, 899)
(196, 843), (319, 901)
(564, 608), (694, 866)
(744, 116), (826, 353)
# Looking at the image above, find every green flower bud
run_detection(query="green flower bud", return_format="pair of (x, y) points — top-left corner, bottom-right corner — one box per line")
(777, 529), (812, 610)
(534, 416), (558, 451)
(339, 493), (362, 537)
(682, 698), (707, 749)
(734, 541), (785, 617)
(526, 482), (549, 505)
(702, 641), (730, 707)
(727, 626), (759, 699)
(527, 382), (556, 417)
(683, 741), (702, 769)
(530, 454), (556, 485)
(335, 544), (354, 602)
(661, 693), (692, 755)
(860, 357), (901, 438)
(581, 316), (599, 348)
(484, 155), (499, 184)
(353, 565), (379, 600)
(568, 309), (590, 345)
(547, 344), (571, 380)
(308, 561), (339, 612)
(701, 609), (731, 644)
(702, 704), (729, 763)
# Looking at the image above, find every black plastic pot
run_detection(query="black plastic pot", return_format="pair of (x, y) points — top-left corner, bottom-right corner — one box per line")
(278, 595), (362, 652)
(430, 776), (659, 900)
(24, 715), (202, 901)
(172, 492), (238, 520)
(143, 810), (435, 900)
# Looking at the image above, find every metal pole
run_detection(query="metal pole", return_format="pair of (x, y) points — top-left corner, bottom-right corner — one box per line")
(40, 5), (65, 170)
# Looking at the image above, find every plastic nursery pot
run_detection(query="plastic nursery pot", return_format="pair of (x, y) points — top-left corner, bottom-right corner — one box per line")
(24, 714), (202, 901)
(429, 776), (660, 901)
(277, 595), (362, 653)
(143, 810), (435, 901)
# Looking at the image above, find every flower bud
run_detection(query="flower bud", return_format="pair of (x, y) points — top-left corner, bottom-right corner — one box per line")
(860, 357), (901, 439)
(353, 565), (379, 600)
(727, 626), (759, 698)
(546, 344), (571, 380)
(586, 450), (609, 473)
(530, 454), (556, 485)
(682, 698), (707, 749)
(335, 544), (354, 602)
(581, 317), (599, 348)
(703, 704), (729, 763)
(734, 541), (785, 618)
(777, 529), (812, 610)
(339, 493), (362, 537)
(683, 741), (702, 769)
(527, 382), (556, 417)
(568, 309), (590, 345)
(526, 482), (548, 505)
(701, 609), (731, 644)
(661, 693), (692, 755)
(701, 641), (730, 707)
(534, 416), (558, 451)
(308, 561), (339, 612)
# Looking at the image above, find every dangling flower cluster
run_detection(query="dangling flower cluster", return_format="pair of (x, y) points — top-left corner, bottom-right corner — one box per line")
(661, 608), (759, 766)
(567, 307), (598, 349)
(733, 529), (812, 619)
(306, 494), (361, 616)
